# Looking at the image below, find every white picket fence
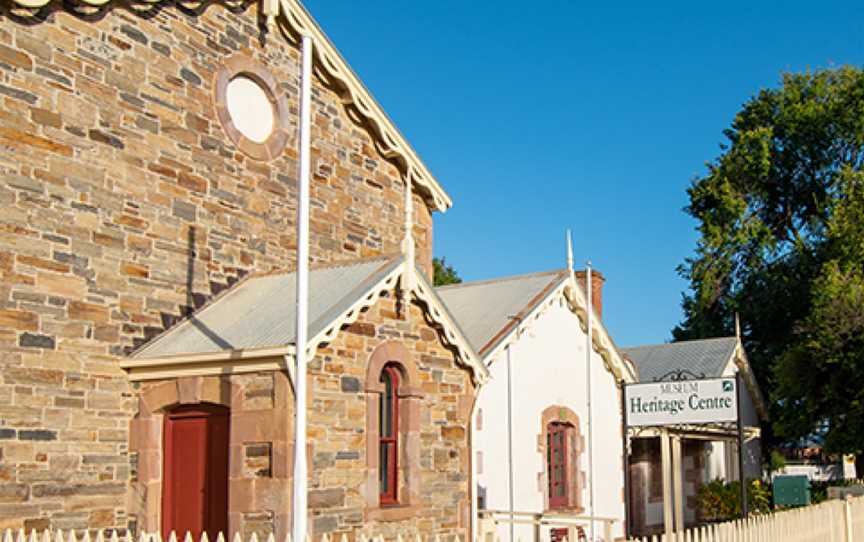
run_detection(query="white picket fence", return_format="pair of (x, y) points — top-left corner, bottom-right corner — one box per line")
(628, 496), (864, 542)
(4, 499), (864, 542)
(0, 531), (464, 542)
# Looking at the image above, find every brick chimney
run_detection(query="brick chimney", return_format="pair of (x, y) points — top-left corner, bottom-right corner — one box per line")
(575, 269), (605, 319)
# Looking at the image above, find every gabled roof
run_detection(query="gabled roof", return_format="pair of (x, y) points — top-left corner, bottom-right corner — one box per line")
(133, 255), (402, 359)
(437, 269), (636, 382)
(622, 336), (768, 420)
(124, 254), (488, 384)
(436, 270), (568, 356)
(622, 337), (739, 383)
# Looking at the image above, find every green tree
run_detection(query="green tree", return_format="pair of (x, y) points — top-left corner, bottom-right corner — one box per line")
(675, 66), (864, 455)
(774, 170), (864, 458)
(433, 257), (462, 286)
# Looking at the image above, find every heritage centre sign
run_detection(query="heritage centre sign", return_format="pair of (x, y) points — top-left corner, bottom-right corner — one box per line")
(625, 377), (738, 427)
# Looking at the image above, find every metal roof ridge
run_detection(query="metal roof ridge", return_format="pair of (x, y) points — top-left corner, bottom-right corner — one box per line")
(436, 269), (567, 291)
(622, 336), (738, 351)
(249, 253), (400, 279)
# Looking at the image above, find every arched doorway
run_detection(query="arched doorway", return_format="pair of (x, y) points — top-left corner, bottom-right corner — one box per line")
(162, 404), (230, 539)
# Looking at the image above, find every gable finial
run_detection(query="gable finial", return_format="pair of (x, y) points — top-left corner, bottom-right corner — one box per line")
(566, 229), (574, 272)
(262, 0), (279, 31)
(735, 312), (741, 340)
(400, 174), (415, 319)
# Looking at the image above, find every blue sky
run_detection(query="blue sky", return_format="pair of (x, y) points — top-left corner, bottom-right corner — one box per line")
(306, 1), (864, 347)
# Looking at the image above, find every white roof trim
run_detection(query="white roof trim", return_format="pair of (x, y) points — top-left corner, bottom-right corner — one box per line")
(122, 256), (488, 385)
(304, 259), (403, 359)
(482, 275), (637, 383)
(731, 339), (769, 421)
(278, 0), (453, 212)
(412, 264), (490, 385)
(309, 257), (488, 385)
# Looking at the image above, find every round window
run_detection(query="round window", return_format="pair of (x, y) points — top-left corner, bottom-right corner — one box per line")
(225, 76), (275, 143)
(214, 55), (289, 161)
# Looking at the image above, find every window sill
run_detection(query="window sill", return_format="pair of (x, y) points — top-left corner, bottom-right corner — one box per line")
(367, 504), (421, 522)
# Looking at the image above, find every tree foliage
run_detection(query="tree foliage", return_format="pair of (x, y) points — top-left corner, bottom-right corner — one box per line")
(433, 257), (462, 286)
(676, 66), (864, 454)
(774, 170), (864, 455)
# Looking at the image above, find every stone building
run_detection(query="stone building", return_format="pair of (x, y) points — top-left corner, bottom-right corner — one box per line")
(0, 0), (486, 538)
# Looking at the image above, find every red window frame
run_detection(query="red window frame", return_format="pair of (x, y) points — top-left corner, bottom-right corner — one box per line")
(379, 364), (400, 505)
(547, 422), (571, 509)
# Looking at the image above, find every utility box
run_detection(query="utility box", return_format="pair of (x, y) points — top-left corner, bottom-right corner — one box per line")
(773, 474), (811, 506)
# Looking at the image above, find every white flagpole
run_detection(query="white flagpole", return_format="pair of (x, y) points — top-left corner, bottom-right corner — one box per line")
(585, 261), (596, 541)
(292, 33), (313, 542)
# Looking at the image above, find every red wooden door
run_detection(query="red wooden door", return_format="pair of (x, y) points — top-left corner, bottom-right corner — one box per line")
(162, 405), (229, 540)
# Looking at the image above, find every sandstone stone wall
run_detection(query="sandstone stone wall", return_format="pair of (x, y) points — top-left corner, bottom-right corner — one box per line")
(0, 1), (437, 531)
(308, 293), (474, 540)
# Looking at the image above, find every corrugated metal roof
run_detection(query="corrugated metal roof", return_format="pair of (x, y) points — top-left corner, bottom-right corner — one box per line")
(134, 255), (403, 358)
(621, 337), (738, 382)
(436, 270), (568, 355)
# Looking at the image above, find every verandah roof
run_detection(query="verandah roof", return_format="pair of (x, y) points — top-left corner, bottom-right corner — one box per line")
(133, 255), (403, 359)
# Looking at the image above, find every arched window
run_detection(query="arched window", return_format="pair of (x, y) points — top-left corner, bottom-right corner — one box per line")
(540, 406), (583, 512)
(365, 342), (422, 517)
(547, 421), (572, 508)
(379, 364), (400, 505)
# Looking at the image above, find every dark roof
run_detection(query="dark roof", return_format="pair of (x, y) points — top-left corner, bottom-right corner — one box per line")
(622, 337), (739, 382)
(436, 270), (568, 356)
(133, 255), (403, 358)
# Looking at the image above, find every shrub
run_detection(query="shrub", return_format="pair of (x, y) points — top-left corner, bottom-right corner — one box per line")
(697, 478), (771, 521)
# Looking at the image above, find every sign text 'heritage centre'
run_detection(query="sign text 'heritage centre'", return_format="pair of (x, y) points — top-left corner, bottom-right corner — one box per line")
(625, 377), (738, 427)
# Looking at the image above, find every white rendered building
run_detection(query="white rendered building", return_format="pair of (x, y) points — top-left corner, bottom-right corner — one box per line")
(439, 262), (636, 542)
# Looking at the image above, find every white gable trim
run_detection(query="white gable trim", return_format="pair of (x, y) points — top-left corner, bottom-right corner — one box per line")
(411, 265), (490, 385)
(482, 276), (637, 383)
(305, 258), (488, 384)
(122, 257), (488, 385)
(276, 0), (452, 212)
(305, 259), (403, 358)
(562, 276), (638, 382)
(722, 340), (769, 421)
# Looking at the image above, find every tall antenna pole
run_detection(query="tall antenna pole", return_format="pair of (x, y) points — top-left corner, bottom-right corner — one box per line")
(586, 261), (596, 541)
(292, 33), (313, 542)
